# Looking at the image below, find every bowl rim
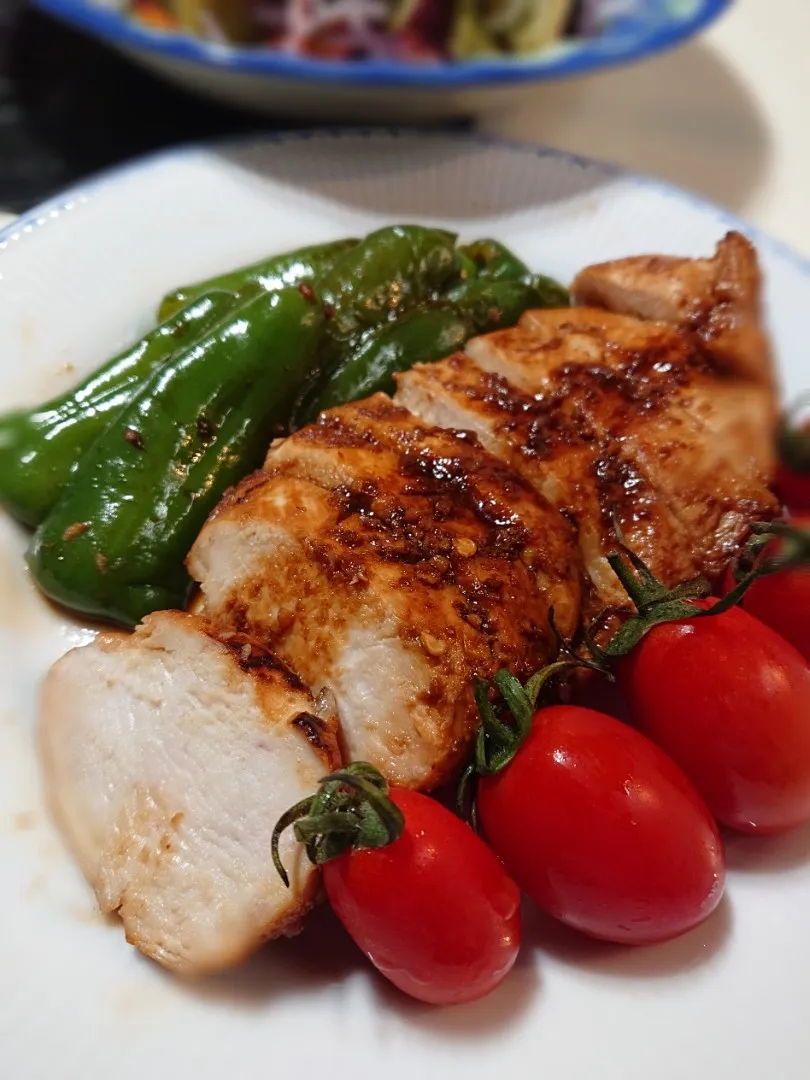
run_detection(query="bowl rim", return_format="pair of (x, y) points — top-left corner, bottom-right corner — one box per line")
(32, 0), (733, 88)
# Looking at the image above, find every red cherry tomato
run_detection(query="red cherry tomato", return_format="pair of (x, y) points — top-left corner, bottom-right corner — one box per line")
(323, 788), (521, 1006)
(724, 516), (810, 662)
(776, 461), (810, 514)
(776, 413), (810, 513)
(619, 598), (810, 834)
(477, 705), (725, 945)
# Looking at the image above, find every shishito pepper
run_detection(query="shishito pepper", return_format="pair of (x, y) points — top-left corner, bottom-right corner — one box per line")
(460, 238), (534, 282)
(303, 305), (472, 420)
(0, 290), (235, 527)
(459, 238), (570, 306)
(302, 279), (553, 419)
(28, 286), (325, 626)
(444, 277), (564, 323)
(317, 225), (460, 341)
(157, 237), (359, 320)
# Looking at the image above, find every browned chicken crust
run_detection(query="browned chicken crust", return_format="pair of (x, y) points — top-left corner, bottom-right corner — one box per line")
(398, 301), (777, 615)
(191, 231), (778, 790)
(571, 231), (776, 395)
(190, 396), (581, 789)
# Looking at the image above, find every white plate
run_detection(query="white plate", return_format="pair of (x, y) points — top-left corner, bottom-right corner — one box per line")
(1, 131), (809, 1080)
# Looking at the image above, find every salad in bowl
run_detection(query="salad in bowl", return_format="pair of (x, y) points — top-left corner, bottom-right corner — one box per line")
(33, 0), (732, 117)
(125, 0), (582, 59)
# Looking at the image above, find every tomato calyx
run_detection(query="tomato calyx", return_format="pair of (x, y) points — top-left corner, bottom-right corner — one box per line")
(458, 660), (577, 823)
(778, 396), (810, 474)
(587, 543), (714, 662)
(271, 761), (404, 887)
(732, 519), (810, 583)
(586, 520), (810, 663)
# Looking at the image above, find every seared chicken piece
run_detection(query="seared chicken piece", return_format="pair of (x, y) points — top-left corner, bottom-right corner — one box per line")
(189, 395), (581, 791)
(39, 611), (340, 976)
(571, 231), (776, 395)
(397, 303), (777, 607)
(396, 345), (698, 611)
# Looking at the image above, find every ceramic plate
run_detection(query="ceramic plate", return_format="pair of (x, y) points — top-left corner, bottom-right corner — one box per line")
(31, 0), (732, 120)
(1, 131), (808, 1080)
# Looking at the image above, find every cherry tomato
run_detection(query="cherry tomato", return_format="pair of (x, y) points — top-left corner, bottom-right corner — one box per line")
(477, 705), (725, 945)
(620, 598), (810, 834)
(323, 788), (521, 1005)
(725, 516), (810, 662)
(776, 461), (810, 515)
(776, 413), (810, 513)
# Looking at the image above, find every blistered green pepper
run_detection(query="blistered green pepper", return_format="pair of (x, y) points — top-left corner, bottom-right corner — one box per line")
(458, 238), (570, 306)
(317, 225), (460, 341)
(303, 279), (550, 419)
(157, 238), (359, 320)
(460, 238), (534, 282)
(445, 276), (568, 319)
(0, 290), (235, 527)
(28, 286), (325, 626)
(304, 306), (472, 420)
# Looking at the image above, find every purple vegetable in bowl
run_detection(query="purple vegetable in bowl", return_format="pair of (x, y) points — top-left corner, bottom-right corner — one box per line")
(130, 0), (587, 59)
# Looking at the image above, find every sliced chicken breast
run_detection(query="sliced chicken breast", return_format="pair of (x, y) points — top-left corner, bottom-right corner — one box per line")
(39, 611), (340, 976)
(398, 302), (777, 603)
(395, 346), (700, 612)
(189, 395), (582, 791)
(570, 231), (776, 395)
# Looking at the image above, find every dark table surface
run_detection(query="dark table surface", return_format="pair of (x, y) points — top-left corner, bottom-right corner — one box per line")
(0, 0), (370, 214)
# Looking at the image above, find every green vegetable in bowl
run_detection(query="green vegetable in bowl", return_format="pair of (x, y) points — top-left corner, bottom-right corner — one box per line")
(28, 286), (325, 627)
(0, 289), (234, 527)
(451, 0), (575, 58)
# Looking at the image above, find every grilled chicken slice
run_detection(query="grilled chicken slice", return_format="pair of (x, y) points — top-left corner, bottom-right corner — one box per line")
(570, 231), (776, 395)
(396, 346), (699, 611)
(188, 395), (581, 791)
(39, 611), (340, 976)
(397, 303), (777, 608)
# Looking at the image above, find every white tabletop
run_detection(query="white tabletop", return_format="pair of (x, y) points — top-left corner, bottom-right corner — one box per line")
(482, 0), (808, 256)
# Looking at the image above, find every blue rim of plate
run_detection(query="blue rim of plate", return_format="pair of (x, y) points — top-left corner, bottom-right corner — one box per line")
(1, 128), (807, 281)
(32, 0), (732, 88)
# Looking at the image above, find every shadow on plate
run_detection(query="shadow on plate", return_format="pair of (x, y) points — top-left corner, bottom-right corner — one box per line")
(159, 888), (729, 1025)
(367, 955), (540, 1041)
(157, 902), (365, 1009)
(522, 893), (733, 980)
(723, 822), (810, 874)
(214, 133), (610, 221)
(159, 897), (538, 1039)
(484, 38), (772, 217)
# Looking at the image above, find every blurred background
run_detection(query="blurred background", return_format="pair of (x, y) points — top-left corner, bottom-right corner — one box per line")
(0, 1), (806, 251)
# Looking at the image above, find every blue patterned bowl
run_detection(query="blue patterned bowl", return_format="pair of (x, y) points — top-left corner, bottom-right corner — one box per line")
(32, 0), (733, 119)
